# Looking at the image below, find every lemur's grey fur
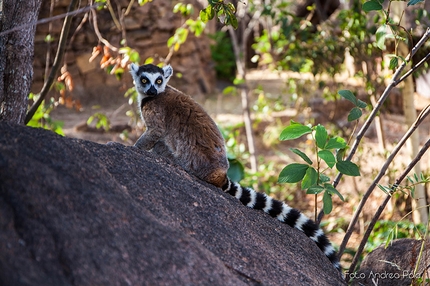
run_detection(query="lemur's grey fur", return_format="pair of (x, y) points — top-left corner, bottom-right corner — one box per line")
(130, 63), (341, 271)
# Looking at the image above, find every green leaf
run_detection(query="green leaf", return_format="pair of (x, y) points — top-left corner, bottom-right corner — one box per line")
(137, 0), (150, 5)
(129, 51), (140, 63)
(200, 7), (212, 22)
(324, 183), (345, 201)
(173, 3), (183, 13)
(290, 148), (313, 165)
(227, 158), (245, 182)
(233, 78), (245, 85)
(302, 167), (318, 189)
(323, 191), (333, 214)
(336, 160), (361, 176)
(279, 121), (312, 141)
(306, 185), (324, 195)
(407, 0), (424, 6)
(348, 107), (363, 121)
(338, 89), (357, 105)
(319, 173), (331, 183)
(278, 163), (309, 183)
(376, 24), (388, 50)
(378, 184), (391, 195)
(336, 148), (347, 161)
(222, 86), (237, 95)
(362, 0), (383, 12)
(389, 56), (399, 70)
(357, 99), (367, 109)
(318, 150), (336, 168)
(87, 115), (94, 125)
(325, 136), (347, 150)
(228, 3), (236, 13)
(178, 28), (189, 44)
(230, 16), (238, 29)
(208, 6), (215, 20)
(314, 124), (328, 149)
(385, 228), (395, 248)
(167, 36), (175, 48)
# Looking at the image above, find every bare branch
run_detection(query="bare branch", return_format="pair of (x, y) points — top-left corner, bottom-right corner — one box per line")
(398, 51), (430, 83)
(90, 3), (118, 52)
(124, 0), (135, 16)
(0, 3), (101, 37)
(25, 0), (79, 124)
(106, 0), (122, 31)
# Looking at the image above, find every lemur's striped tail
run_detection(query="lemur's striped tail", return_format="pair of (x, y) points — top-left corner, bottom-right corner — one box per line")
(222, 178), (341, 271)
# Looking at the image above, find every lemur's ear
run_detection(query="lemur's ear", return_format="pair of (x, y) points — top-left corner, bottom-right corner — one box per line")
(130, 63), (139, 74)
(162, 65), (173, 79)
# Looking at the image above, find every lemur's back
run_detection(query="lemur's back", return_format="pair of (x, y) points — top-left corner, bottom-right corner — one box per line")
(141, 86), (229, 187)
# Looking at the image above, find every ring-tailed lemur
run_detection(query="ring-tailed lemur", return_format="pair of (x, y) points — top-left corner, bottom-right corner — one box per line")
(130, 63), (341, 271)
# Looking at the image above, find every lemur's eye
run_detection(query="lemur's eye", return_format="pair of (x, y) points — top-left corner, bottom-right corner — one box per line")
(156, 79), (162, 85)
(141, 78), (147, 84)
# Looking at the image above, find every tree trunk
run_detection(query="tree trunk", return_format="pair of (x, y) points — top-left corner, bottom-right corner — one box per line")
(228, 25), (258, 173)
(0, 0), (42, 124)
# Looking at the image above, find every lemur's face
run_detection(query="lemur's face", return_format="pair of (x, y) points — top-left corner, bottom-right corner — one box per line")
(130, 63), (173, 96)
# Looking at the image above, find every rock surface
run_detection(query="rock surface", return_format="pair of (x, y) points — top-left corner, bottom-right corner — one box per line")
(350, 238), (430, 286)
(0, 123), (345, 285)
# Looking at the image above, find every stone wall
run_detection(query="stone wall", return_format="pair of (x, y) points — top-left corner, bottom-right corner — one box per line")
(31, 0), (216, 104)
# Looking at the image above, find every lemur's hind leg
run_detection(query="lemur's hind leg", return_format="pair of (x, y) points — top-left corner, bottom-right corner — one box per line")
(203, 170), (228, 189)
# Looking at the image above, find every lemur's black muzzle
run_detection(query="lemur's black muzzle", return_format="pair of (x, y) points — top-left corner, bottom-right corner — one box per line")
(147, 86), (157, 96)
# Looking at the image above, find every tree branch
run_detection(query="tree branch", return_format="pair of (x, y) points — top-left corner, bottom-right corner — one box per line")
(346, 110), (430, 279)
(0, 3), (100, 37)
(24, 0), (79, 124)
(90, 3), (118, 52)
(397, 51), (430, 83)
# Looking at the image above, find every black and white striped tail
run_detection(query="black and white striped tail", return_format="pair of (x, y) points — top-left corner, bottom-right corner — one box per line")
(222, 178), (341, 271)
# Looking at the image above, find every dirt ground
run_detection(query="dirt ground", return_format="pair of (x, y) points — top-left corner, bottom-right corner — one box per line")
(50, 69), (430, 269)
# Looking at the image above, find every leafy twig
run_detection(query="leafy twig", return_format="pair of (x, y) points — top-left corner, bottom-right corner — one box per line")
(0, 3), (101, 37)
(25, 0), (79, 124)
(316, 27), (430, 223)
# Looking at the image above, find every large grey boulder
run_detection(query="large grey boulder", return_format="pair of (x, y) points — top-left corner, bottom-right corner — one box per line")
(0, 122), (344, 285)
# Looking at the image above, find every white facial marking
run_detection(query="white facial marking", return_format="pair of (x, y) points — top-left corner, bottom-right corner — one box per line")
(142, 73), (165, 94)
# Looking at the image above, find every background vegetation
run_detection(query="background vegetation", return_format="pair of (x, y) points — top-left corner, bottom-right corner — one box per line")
(1, 0), (430, 283)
